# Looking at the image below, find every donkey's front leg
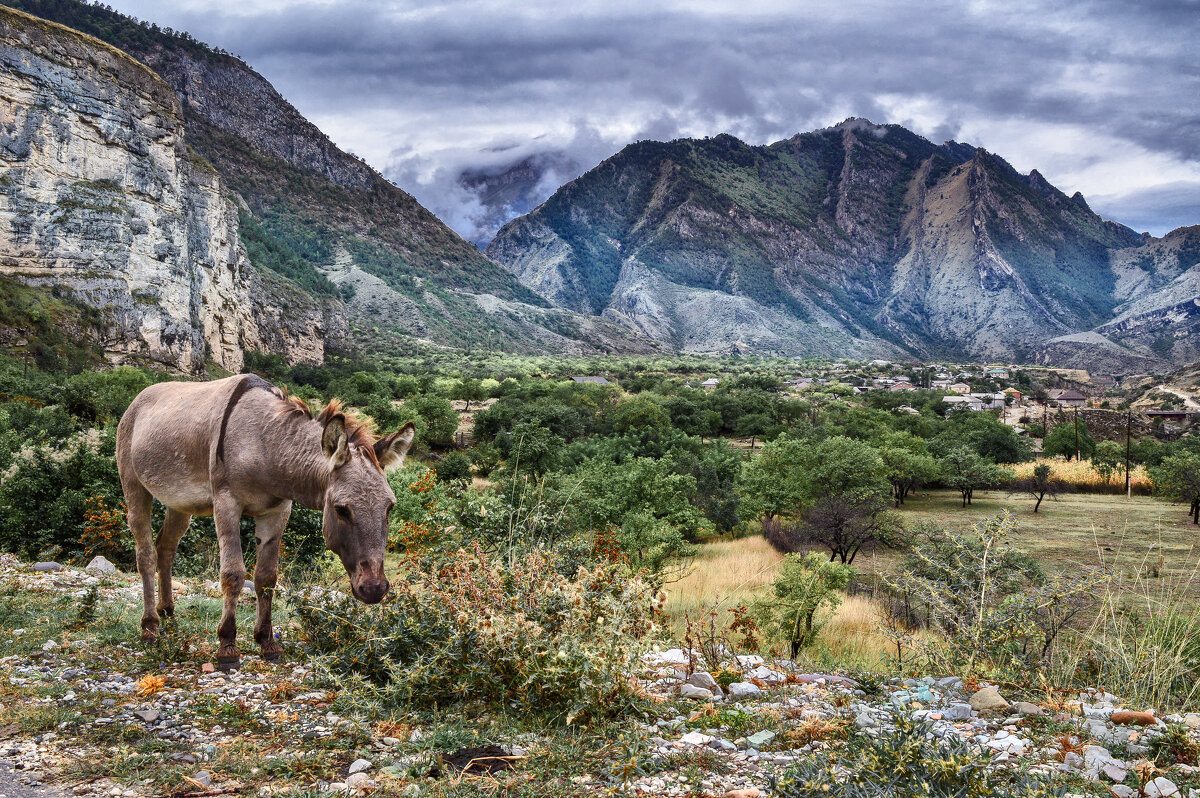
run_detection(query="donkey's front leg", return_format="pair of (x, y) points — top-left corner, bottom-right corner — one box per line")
(213, 495), (246, 671)
(253, 502), (291, 662)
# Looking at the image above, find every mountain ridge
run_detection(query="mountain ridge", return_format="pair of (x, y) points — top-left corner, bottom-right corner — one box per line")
(487, 119), (1195, 372)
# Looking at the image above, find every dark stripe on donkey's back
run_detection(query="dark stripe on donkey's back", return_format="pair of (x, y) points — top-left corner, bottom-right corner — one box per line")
(216, 375), (275, 462)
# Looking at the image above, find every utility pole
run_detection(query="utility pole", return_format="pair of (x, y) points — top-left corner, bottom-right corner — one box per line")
(1074, 406), (1080, 462)
(1125, 410), (1132, 500)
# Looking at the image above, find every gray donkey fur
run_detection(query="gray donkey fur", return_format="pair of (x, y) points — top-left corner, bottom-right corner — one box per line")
(116, 374), (414, 669)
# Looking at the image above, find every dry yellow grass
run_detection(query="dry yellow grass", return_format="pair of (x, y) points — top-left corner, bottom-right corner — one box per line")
(1012, 457), (1152, 494)
(664, 536), (925, 669)
(664, 535), (782, 627)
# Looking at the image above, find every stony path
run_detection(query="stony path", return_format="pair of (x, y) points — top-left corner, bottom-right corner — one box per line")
(0, 761), (68, 798)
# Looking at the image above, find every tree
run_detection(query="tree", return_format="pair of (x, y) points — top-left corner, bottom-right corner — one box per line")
(503, 421), (563, 476)
(1009, 463), (1067, 512)
(801, 436), (891, 506)
(453, 377), (487, 413)
(755, 552), (854, 658)
(1092, 440), (1125, 485)
(939, 446), (1011, 507)
(740, 437), (810, 521)
(1043, 420), (1095, 461)
(781, 494), (907, 564)
(616, 511), (697, 575)
(880, 446), (941, 507)
(401, 394), (459, 447)
(1151, 452), (1200, 524)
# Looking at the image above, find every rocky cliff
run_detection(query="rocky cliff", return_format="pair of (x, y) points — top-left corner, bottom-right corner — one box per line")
(488, 120), (1194, 369)
(0, 0), (656, 362)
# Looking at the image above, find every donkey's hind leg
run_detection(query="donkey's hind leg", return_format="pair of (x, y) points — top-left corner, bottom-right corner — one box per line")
(155, 509), (192, 619)
(123, 479), (158, 642)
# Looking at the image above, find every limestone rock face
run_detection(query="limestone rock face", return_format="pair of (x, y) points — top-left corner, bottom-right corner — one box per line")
(0, 9), (325, 372)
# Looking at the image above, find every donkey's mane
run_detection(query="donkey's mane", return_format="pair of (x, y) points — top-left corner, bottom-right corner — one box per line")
(271, 388), (378, 451)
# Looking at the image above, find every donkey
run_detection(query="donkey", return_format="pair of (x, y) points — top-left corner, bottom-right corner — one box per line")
(116, 374), (415, 669)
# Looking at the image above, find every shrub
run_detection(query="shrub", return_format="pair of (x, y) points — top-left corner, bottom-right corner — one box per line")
(772, 713), (1064, 797)
(755, 552), (854, 658)
(887, 512), (1106, 678)
(292, 546), (662, 723)
(0, 428), (122, 560)
(435, 451), (473, 483)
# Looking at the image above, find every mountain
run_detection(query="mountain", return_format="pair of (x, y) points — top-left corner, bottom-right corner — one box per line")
(0, 0), (655, 372)
(454, 150), (582, 248)
(487, 120), (1195, 371)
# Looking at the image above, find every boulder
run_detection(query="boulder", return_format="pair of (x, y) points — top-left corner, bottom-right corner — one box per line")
(348, 759), (372, 774)
(746, 665), (786, 684)
(968, 686), (1009, 712)
(727, 682), (762, 698)
(680, 731), (714, 746)
(746, 730), (775, 748)
(1013, 701), (1044, 716)
(679, 684), (714, 700)
(32, 562), (64, 572)
(687, 671), (720, 692)
(1144, 777), (1180, 797)
(942, 703), (973, 721)
(85, 556), (117, 575)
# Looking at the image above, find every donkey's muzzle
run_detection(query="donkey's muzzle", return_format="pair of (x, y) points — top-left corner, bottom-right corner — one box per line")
(354, 577), (390, 604)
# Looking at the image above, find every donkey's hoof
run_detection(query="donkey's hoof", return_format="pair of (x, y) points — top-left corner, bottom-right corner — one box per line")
(262, 648), (284, 663)
(216, 655), (241, 672)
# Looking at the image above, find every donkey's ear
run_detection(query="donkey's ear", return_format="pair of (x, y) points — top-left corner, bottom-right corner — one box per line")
(321, 414), (350, 469)
(374, 422), (415, 471)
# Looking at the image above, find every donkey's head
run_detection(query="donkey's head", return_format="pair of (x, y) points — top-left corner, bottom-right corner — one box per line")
(319, 414), (415, 604)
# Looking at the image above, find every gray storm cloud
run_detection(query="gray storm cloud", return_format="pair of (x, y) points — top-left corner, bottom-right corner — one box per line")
(107, 0), (1200, 240)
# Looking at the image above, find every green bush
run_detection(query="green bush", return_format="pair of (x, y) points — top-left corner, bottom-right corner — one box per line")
(755, 552), (853, 658)
(435, 451), (472, 483)
(0, 428), (122, 560)
(773, 714), (1064, 797)
(292, 548), (662, 723)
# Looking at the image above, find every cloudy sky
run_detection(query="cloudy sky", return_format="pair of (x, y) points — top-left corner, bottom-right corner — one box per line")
(108, 0), (1200, 242)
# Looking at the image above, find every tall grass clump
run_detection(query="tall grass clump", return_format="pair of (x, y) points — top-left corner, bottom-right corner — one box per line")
(1053, 555), (1200, 711)
(292, 544), (663, 724)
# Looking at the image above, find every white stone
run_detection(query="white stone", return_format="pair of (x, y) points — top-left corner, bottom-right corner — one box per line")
(679, 684), (713, 700)
(644, 649), (693, 666)
(680, 731), (714, 746)
(85, 556), (117, 575)
(735, 655), (764, 668)
(348, 759), (372, 775)
(727, 682), (762, 698)
(1145, 777), (1180, 797)
(747, 665), (786, 684)
(686, 672), (720, 692)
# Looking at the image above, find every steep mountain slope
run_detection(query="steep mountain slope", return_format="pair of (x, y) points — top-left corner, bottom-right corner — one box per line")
(1, 0), (654, 358)
(0, 6), (339, 372)
(488, 120), (1166, 364)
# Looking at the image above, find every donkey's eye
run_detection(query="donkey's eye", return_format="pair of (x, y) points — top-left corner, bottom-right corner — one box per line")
(335, 505), (353, 523)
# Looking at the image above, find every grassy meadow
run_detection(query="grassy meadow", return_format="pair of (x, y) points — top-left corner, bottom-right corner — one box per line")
(666, 487), (1200, 670)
